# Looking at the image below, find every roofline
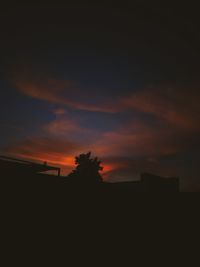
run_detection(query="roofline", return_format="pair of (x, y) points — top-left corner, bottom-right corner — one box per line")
(0, 155), (60, 171)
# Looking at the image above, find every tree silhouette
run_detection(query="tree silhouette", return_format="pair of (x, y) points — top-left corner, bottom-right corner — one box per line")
(68, 152), (103, 184)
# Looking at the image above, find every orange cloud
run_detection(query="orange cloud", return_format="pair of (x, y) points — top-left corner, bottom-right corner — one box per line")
(13, 75), (117, 113)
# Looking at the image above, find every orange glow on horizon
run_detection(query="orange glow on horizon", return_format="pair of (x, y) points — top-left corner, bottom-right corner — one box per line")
(9, 152), (75, 169)
(102, 164), (115, 173)
(9, 151), (120, 179)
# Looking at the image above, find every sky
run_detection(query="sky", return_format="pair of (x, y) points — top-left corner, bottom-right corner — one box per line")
(0, 2), (200, 191)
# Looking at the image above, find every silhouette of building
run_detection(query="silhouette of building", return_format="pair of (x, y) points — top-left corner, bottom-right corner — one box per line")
(107, 173), (179, 192)
(140, 173), (179, 192)
(0, 155), (60, 177)
(0, 155), (179, 192)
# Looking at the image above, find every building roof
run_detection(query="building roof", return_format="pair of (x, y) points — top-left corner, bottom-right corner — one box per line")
(0, 155), (60, 175)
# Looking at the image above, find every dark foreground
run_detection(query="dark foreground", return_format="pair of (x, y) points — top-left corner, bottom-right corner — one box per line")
(2, 172), (179, 195)
(2, 168), (199, 266)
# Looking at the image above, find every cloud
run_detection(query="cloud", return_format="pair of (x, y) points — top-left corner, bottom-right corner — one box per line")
(53, 108), (66, 116)
(93, 124), (177, 159)
(13, 74), (117, 113)
(43, 110), (94, 138)
(44, 118), (83, 136)
(119, 86), (200, 131)
(11, 69), (200, 127)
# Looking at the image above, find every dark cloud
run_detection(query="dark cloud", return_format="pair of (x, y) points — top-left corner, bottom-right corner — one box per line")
(120, 86), (200, 131)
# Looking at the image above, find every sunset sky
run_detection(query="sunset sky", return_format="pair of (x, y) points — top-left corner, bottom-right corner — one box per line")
(0, 2), (200, 191)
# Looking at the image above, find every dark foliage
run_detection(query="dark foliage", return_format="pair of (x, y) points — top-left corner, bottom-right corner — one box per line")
(67, 152), (103, 184)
